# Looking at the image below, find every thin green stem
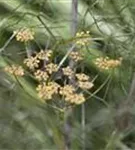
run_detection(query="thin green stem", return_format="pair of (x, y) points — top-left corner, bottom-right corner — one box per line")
(81, 103), (86, 150)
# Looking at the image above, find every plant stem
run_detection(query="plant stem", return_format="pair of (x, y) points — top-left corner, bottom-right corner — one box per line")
(82, 103), (86, 150)
(63, 0), (78, 150)
(71, 0), (78, 36)
(25, 42), (32, 58)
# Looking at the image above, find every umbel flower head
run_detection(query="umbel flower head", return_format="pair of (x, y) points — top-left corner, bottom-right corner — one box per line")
(75, 31), (90, 46)
(4, 65), (24, 76)
(24, 50), (53, 70)
(65, 93), (85, 105)
(69, 51), (83, 62)
(36, 82), (60, 100)
(59, 85), (76, 96)
(62, 66), (74, 78)
(75, 73), (94, 90)
(4, 26), (96, 108)
(36, 50), (52, 61)
(95, 57), (122, 70)
(24, 56), (40, 70)
(34, 70), (49, 81)
(78, 81), (94, 90)
(14, 28), (34, 42)
(76, 73), (89, 81)
(45, 63), (58, 74)
(59, 85), (85, 105)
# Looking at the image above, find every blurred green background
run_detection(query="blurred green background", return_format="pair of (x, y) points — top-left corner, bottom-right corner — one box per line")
(0, 0), (135, 150)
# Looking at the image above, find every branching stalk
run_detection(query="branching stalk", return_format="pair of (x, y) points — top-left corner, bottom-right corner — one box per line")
(64, 0), (78, 150)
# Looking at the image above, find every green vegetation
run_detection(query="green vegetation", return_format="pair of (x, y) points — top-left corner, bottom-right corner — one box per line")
(0, 0), (135, 150)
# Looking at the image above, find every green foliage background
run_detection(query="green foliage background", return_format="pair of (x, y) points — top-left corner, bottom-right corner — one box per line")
(0, 0), (135, 150)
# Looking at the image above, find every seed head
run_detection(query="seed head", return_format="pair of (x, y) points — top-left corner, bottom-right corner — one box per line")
(36, 50), (52, 61)
(24, 56), (40, 70)
(36, 82), (60, 100)
(76, 73), (89, 81)
(4, 65), (24, 76)
(95, 57), (122, 70)
(69, 51), (83, 62)
(14, 28), (34, 42)
(34, 70), (49, 81)
(75, 31), (90, 46)
(46, 63), (58, 74)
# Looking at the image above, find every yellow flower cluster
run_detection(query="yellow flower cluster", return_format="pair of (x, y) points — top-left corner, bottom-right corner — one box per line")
(34, 70), (49, 81)
(14, 28), (34, 42)
(24, 56), (40, 70)
(23, 50), (53, 70)
(65, 93), (85, 105)
(36, 82), (60, 100)
(69, 51), (83, 62)
(76, 73), (89, 81)
(46, 63), (58, 74)
(36, 50), (52, 61)
(75, 31), (90, 46)
(76, 73), (94, 90)
(78, 81), (94, 90)
(95, 57), (122, 70)
(62, 66), (74, 78)
(4, 65), (24, 76)
(59, 85), (76, 95)
(59, 85), (85, 104)
(4, 29), (96, 108)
